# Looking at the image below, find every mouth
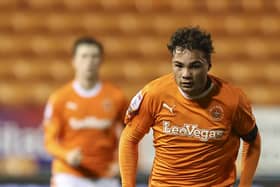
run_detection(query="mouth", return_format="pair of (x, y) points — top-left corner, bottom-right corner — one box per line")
(181, 82), (194, 88)
(86, 68), (96, 72)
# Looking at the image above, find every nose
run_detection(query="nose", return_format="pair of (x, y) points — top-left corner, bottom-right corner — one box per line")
(182, 68), (192, 79)
(85, 57), (99, 66)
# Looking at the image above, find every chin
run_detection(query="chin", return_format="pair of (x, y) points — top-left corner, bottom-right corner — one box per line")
(81, 75), (94, 82)
(181, 87), (194, 94)
(85, 72), (96, 78)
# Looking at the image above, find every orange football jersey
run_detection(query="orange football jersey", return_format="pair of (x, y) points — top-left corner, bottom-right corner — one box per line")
(44, 81), (127, 178)
(122, 73), (256, 187)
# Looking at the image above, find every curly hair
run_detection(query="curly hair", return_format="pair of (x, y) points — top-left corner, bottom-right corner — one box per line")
(167, 26), (214, 66)
(72, 36), (103, 56)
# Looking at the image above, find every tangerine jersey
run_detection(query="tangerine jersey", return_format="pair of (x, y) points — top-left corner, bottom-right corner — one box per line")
(120, 73), (256, 187)
(44, 81), (127, 178)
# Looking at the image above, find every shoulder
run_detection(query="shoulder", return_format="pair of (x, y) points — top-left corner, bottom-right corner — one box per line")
(102, 81), (123, 93)
(132, 73), (174, 112)
(44, 82), (73, 118)
(101, 81), (126, 100)
(126, 73), (174, 117)
(48, 82), (73, 103)
(211, 75), (246, 98)
(142, 73), (175, 97)
(210, 75), (251, 109)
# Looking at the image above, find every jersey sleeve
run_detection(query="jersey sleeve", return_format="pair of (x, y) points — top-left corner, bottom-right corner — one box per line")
(43, 94), (69, 160)
(233, 89), (257, 141)
(124, 87), (156, 140)
(119, 86), (157, 187)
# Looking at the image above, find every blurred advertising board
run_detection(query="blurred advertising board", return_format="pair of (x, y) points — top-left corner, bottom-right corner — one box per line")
(0, 106), (51, 177)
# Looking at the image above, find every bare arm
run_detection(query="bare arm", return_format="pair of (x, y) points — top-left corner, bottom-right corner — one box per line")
(238, 132), (261, 187)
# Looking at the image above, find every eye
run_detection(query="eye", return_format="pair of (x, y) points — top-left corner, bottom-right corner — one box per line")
(81, 54), (87, 58)
(174, 62), (184, 68)
(91, 54), (101, 58)
(175, 64), (183, 68)
(190, 61), (203, 69)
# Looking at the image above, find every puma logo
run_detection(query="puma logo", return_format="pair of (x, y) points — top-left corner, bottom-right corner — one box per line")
(162, 103), (176, 113)
(66, 101), (77, 110)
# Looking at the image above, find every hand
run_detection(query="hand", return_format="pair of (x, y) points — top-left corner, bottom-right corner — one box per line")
(66, 148), (82, 167)
(106, 162), (119, 177)
(238, 184), (252, 187)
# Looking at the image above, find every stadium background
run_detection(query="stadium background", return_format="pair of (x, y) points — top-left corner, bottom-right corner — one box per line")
(0, 0), (279, 186)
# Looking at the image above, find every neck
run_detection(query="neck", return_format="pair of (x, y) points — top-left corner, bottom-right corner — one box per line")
(203, 77), (212, 92)
(75, 77), (99, 90)
(189, 77), (211, 96)
(180, 77), (213, 100)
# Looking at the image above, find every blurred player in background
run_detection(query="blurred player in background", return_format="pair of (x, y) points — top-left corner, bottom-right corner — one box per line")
(43, 37), (127, 187)
(119, 27), (261, 187)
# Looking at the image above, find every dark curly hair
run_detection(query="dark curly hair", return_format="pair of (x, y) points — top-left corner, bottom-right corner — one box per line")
(167, 26), (214, 66)
(72, 36), (103, 56)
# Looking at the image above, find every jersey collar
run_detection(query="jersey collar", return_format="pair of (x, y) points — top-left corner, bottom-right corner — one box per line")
(178, 80), (214, 100)
(72, 81), (102, 98)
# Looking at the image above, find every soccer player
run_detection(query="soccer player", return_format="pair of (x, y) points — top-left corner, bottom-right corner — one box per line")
(44, 37), (127, 187)
(119, 27), (261, 187)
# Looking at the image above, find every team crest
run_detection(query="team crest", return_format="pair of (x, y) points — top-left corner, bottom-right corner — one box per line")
(209, 105), (224, 121)
(102, 98), (112, 112)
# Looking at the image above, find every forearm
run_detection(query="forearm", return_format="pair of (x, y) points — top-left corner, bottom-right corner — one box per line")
(45, 138), (69, 160)
(119, 127), (142, 187)
(44, 124), (69, 161)
(239, 133), (261, 186)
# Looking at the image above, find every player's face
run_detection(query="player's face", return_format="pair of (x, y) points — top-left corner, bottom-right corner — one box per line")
(172, 49), (210, 97)
(73, 44), (102, 81)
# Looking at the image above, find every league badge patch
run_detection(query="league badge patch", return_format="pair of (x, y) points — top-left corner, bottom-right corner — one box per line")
(126, 90), (143, 121)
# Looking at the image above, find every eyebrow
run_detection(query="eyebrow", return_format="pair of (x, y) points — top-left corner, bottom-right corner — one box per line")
(190, 60), (204, 64)
(172, 60), (204, 64)
(173, 60), (184, 64)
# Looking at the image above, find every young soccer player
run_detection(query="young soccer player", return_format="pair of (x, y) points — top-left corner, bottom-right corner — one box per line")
(119, 27), (261, 187)
(44, 37), (127, 187)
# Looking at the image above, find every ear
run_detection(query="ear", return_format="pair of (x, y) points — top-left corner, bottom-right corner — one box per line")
(72, 58), (77, 69)
(208, 63), (212, 71)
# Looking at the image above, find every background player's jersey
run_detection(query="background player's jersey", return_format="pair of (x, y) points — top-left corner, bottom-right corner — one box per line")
(125, 73), (256, 187)
(44, 81), (127, 178)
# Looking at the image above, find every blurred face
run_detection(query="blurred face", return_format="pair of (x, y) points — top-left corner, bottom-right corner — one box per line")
(172, 48), (210, 97)
(73, 44), (102, 81)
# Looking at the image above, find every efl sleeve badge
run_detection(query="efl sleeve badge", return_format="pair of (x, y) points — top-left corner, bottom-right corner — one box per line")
(125, 90), (143, 121)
